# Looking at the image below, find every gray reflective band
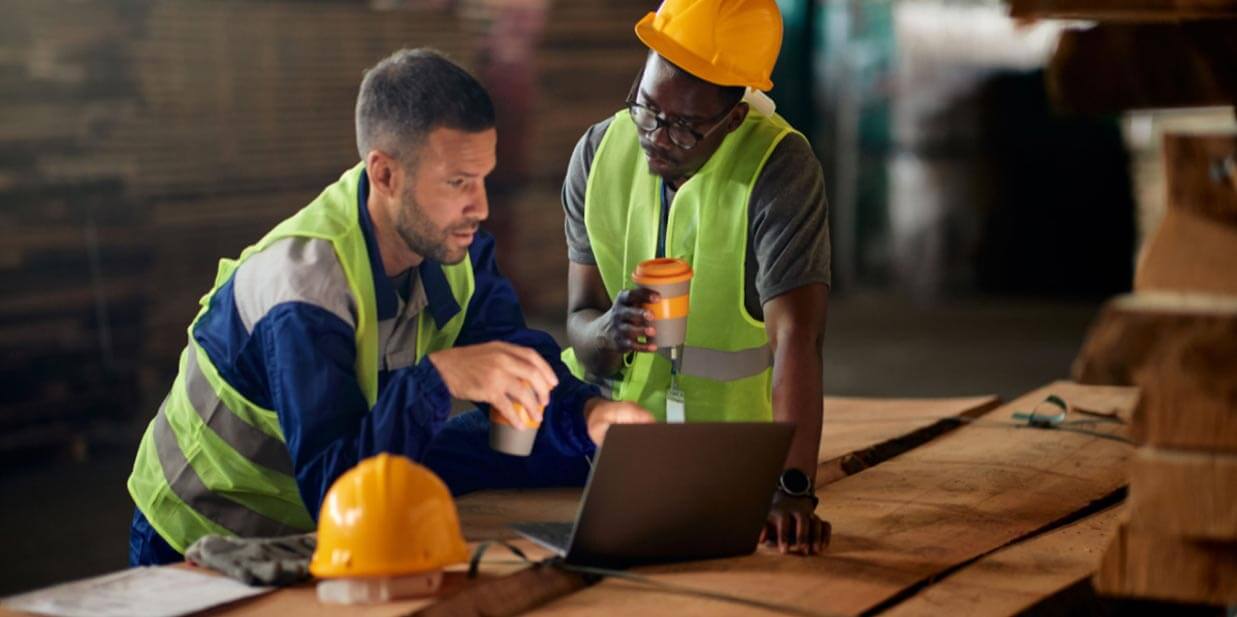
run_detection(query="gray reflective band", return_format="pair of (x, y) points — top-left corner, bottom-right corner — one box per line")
(153, 401), (303, 538)
(184, 350), (294, 476)
(664, 344), (773, 382)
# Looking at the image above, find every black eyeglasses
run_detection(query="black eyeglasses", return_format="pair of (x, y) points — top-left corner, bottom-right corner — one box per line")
(625, 99), (738, 150)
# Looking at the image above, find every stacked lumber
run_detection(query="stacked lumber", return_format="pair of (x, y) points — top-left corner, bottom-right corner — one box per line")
(1010, 0), (1237, 113)
(0, 1), (149, 455)
(1074, 131), (1237, 605)
(492, 1), (649, 317)
(0, 0), (480, 455)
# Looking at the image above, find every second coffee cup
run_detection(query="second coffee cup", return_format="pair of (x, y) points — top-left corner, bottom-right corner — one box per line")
(489, 403), (541, 457)
(632, 258), (693, 349)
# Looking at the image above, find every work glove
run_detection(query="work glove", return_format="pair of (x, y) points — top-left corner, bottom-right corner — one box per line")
(186, 533), (316, 586)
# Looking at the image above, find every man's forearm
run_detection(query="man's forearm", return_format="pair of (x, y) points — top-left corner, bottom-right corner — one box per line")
(771, 336), (824, 483)
(567, 308), (623, 378)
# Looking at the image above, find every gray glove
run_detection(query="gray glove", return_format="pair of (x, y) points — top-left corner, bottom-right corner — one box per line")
(186, 533), (316, 586)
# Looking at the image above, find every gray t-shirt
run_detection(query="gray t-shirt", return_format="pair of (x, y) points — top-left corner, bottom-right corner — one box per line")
(563, 116), (832, 320)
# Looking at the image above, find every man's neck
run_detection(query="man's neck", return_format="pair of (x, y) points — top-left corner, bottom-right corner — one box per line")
(367, 190), (423, 276)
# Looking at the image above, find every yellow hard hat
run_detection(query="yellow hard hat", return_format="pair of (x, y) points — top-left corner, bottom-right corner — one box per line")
(634, 0), (783, 91)
(309, 454), (470, 579)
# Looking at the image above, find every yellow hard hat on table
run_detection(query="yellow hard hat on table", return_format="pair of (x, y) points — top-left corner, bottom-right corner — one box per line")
(309, 453), (469, 579)
(634, 0), (784, 91)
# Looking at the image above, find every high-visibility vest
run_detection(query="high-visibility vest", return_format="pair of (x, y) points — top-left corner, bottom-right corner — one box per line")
(563, 110), (799, 422)
(127, 164), (474, 552)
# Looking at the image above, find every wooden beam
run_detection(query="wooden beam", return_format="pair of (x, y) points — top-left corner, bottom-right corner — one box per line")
(1130, 448), (1237, 539)
(1095, 523), (1237, 605)
(877, 505), (1125, 617)
(528, 382), (1138, 616)
(1010, 0), (1237, 22)
(1045, 21), (1237, 113)
(1073, 293), (1237, 451)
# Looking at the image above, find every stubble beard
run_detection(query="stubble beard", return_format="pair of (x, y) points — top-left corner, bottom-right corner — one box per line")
(395, 187), (471, 265)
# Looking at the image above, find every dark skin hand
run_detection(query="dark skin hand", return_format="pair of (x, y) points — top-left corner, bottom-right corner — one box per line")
(567, 52), (832, 555)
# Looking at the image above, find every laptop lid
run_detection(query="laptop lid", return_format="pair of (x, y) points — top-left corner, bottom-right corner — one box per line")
(560, 422), (793, 568)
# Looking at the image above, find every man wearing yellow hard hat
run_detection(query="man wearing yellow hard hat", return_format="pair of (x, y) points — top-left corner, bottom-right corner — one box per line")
(126, 48), (652, 566)
(560, 0), (832, 554)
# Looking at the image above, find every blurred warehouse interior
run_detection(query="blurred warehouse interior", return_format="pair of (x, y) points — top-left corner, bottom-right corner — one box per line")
(0, 0), (1233, 593)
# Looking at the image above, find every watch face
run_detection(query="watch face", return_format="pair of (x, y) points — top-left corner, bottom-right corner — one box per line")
(780, 468), (810, 495)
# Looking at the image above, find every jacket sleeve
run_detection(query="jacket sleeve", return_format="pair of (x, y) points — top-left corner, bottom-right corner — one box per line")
(248, 303), (453, 520)
(453, 231), (599, 457)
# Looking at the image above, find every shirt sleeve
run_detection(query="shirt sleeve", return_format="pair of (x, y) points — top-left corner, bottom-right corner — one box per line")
(456, 231), (599, 456)
(749, 133), (833, 304)
(562, 118), (612, 266)
(250, 303), (453, 520)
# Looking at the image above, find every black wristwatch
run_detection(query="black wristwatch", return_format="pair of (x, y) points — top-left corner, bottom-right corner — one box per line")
(777, 468), (818, 506)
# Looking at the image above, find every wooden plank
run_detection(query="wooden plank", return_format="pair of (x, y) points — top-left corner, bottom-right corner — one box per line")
(529, 382), (1138, 616)
(1010, 0), (1237, 21)
(1073, 293), (1237, 451)
(1095, 523), (1237, 605)
(878, 504), (1125, 617)
(456, 395), (999, 540)
(1130, 448), (1237, 539)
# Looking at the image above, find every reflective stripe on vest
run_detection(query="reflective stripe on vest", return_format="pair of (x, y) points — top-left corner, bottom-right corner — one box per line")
(152, 397), (300, 538)
(181, 348), (294, 476)
(661, 344), (773, 383)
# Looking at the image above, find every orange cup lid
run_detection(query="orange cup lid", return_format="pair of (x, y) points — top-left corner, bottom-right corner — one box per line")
(632, 258), (693, 285)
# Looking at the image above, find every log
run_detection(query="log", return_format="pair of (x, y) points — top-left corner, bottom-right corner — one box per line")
(1044, 21), (1237, 113)
(1073, 292), (1237, 451)
(1135, 132), (1237, 296)
(878, 505), (1125, 617)
(1010, 0), (1237, 22)
(1095, 523), (1237, 605)
(529, 382), (1138, 616)
(455, 395), (1000, 540)
(1129, 448), (1237, 539)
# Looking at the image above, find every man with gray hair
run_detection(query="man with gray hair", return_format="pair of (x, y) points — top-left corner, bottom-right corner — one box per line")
(127, 48), (651, 565)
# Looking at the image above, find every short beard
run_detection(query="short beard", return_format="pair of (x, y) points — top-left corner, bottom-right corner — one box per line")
(394, 184), (472, 265)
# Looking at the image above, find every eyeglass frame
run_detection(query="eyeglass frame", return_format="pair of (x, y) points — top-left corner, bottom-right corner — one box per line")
(624, 97), (741, 151)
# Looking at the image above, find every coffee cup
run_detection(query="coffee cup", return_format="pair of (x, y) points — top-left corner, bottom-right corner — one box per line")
(489, 403), (541, 457)
(631, 258), (693, 349)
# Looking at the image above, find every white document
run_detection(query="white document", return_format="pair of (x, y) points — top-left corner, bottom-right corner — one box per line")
(1, 567), (272, 617)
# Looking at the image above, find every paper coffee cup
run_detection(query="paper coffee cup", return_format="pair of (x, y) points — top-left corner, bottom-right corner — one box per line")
(489, 403), (541, 457)
(632, 258), (693, 349)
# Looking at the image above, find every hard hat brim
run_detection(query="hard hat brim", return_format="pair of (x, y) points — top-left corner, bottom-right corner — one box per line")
(634, 12), (774, 92)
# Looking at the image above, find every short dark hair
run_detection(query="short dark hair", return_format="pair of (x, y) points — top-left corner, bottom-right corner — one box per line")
(355, 48), (495, 162)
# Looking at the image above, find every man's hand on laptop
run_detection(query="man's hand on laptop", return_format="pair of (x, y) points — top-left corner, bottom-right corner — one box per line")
(760, 493), (831, 555)
(583, 399), (654, 446)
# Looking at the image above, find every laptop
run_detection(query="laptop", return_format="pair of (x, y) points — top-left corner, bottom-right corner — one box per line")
(512, 422), (793, 568)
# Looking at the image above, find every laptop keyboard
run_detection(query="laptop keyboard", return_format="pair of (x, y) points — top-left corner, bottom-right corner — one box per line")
(511, 521), (574, 552)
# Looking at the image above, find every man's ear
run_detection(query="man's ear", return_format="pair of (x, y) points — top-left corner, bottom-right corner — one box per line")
(364, 150), (400, 200)
(727, 102), (749, 133)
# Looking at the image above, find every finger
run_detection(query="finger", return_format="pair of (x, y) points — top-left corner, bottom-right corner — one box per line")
(489, 395), (522, 428)
(813, 518), (826, 554)
(502, 348), (556, 411)
(820, 519), (833, 550)
(758, 524), (768, 545)
(793, 511), (808, 554)
(617, 324), (658, 351)
(619, 287), (660, 307)
(615, 304), (653, 326)
(774, 514), (788, 554)
(504, 385), (542, 426)
(512, 345), (558, 390)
